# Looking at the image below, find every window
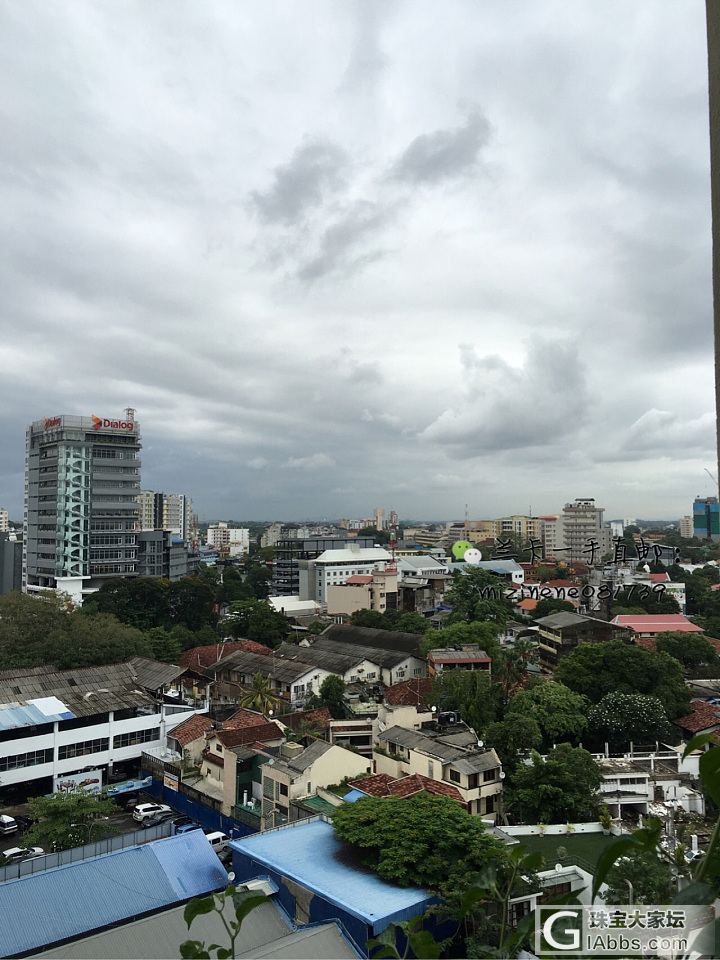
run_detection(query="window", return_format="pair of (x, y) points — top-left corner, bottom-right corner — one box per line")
(485, 794), (496, 814)
(428, 761), (434, 778)
(0, 748), (53, 771)
(113, 728), (159, 749)
(58, 737), (109, 760)
(484, 769), (497, 782)
(263, 776), (274, 799)
(449, 769), (461, 783)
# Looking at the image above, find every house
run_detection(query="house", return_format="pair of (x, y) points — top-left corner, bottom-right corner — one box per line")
(375, 722), (503, 821)
(674, 700), (720, 739)
(427, 645), (491, 677)
(276, 636), (428, 690)
(325, 569), (399, 616)
(535, 612), (633, 671)
(230, 817), (436, 948)
(319, 623), (424, 658)
(256, 738), (370, 829)
(204, 648), (320, 706)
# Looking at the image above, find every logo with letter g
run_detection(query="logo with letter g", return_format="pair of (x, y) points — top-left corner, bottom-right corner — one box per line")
(541, 911), (581, 951)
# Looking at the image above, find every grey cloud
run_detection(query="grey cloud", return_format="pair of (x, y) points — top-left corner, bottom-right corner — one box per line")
(251, 139), (350, 225)
(283, 453), (336, 471)
(297, 200), (391, 280)
(420, 340), (590, 458)
(391, 111), (491, 185)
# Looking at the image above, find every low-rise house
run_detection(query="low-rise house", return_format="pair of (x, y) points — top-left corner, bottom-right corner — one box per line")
(346, 771), (465, 803)
(257, 738), (370, 828)
(375, 678), (435, 740)
(427, 645), (491, 677)
(325, 569), (398, 616)
(675, 700), (720, 740)
(536, 612), (633, 671)
(375, 721), (503, 821)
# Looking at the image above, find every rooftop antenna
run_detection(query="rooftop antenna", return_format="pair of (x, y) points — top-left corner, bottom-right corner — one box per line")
(124, 407), (135, 422)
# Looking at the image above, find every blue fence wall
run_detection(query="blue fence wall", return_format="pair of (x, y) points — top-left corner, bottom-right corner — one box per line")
(143, 776), (255, 840)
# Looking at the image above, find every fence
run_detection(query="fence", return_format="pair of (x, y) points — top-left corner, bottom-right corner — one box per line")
(0, 822), (174, 883)
(142, 775), (255, 840)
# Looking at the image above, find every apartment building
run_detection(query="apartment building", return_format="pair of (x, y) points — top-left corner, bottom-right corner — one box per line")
(325, 568), (398, 616)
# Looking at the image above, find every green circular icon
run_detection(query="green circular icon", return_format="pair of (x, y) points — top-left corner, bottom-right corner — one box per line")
(452, 540), (474, 560)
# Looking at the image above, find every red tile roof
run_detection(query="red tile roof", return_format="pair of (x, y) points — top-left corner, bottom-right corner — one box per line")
(344, 575), (373, 584)
(169, 713), (214, 747)
(388, 774), (464, 802)
(384, 678), (434, 708)
(348, 772), (464, 803)
(674, 700), (720, 734)
(649, 573), (670, 582)
(179, 640), (273, 672)
(280, 707), (332, 731)
(223, 708), (272, 729)
(213, 721), (285, 748)
(348, 773), (397, 797)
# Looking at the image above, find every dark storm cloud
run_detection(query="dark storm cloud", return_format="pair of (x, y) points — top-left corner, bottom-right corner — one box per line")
(297, 200), (392, 281)
(251, 138), (350, 225)
(391, 111), (491, 184)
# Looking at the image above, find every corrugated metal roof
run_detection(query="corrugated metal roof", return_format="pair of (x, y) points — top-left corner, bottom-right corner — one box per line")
(232, 819), (433, 934)
(0, 830), (227, 957)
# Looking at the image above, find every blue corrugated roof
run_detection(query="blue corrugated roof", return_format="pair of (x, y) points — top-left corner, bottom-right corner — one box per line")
(231, 819), (433, 934)
(0, 829), (228, 956)
(0, 701), (74, 730)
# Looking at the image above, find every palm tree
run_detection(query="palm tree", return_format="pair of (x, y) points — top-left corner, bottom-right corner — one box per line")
(238, 672), (281, 714)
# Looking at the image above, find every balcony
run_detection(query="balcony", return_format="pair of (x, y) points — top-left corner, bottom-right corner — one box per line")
(202, 749), (224, 768)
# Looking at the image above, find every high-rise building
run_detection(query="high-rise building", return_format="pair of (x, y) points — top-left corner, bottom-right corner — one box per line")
(0, 508), (8, 532)
(680, 515), (694, 539)
(137, 490), (191, 542)
(559, 498), (612, 564)
(693, 496), (720, 541)
(24, 411), (141, 604)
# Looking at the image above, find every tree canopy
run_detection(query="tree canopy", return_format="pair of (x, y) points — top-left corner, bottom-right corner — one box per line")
(22, 789), (118, 852)
(332, 792), (504, 889)
(507, 744), (602, 824)
(655, 631), (719, 669)
(504, 681), (588, 747)
(444, 568), (514, 626)
(587, 692), (670, 749)
(223, 599), (290, 647)
(553, 640), (691, 719)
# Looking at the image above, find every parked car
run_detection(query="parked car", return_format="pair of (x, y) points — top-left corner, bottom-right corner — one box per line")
(176, 823), (202, 834)
(0, 815), (18, 835)
(140, 811), (177, 829)
(2, 846), (44, 863)
(204, 831), (229, 853)
(133, 803), (172, 823)
(685, 849), (706, 863)
(171, 815), (194, 828)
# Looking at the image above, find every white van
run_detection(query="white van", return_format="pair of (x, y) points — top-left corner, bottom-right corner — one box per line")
(0, 816), (17, 836)
(204, 831), (229, 853)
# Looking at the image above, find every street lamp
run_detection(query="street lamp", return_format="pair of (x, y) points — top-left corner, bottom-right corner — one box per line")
(70, 819), (107, 844)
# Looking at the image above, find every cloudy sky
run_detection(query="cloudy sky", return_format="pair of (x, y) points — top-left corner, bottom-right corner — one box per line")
(0, 1), (715, 523)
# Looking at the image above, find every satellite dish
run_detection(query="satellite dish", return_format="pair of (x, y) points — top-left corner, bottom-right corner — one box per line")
(477, 740), (484, 748)
(499, 771), (506, 780)
(555, 863), (562, 872)
(227, 871), (235, 883)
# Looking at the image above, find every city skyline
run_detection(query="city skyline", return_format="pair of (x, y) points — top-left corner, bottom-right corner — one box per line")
(0, 2), (715, 522)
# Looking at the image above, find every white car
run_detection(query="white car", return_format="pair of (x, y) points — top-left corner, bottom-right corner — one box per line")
(133, 803), (172, 822)
(2, 846), (44, 862)
(685, 849), (705, 864)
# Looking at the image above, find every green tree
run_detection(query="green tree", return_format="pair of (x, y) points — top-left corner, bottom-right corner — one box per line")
(485, 716), (543, 773)
(223, 600), (289, 648)
(238, 673), (281, 714)
(602, 847), (673, 905)
(611, 587), (680, 616)
(47, 611), (152, 668)
(332, 793), (504, 889)
(86, 577), (171, 630)
(349, 609), (386, 630)
(587, 692), (670, 749)
(167, 578), (218, 631)
(554, 640), (691, 719)
(429, 668), (503, 735)
(181, 886), (269, 959)
(22, 789), (119, 851)
(655, 631), (718, 669)
(505, 681), (588, 747)
(147, 627), (183, 664)
(316, 674), (346, 718)
(355, 526), (392, 544)
(444, 568), (514, 626)
(507, 744), (602, 823)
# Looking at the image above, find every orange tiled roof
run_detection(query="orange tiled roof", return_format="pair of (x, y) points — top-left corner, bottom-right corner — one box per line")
(213, 721), (285, 748)
(348, 772), (464, 803)
(675, 699), (720, 734)
(384, 678), (434, 707)
(168, 713), (214, 747)
(280, 707), (332, 730)
(223, 708), (272, 729)
(179, 640), (273, 672)
(348, 774), (397, 797)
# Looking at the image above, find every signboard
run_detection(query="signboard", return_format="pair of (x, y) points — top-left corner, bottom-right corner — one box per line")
(53, 769), (103, 795)
(106, 776), (153, 796)
(164, 773), (179, 792)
